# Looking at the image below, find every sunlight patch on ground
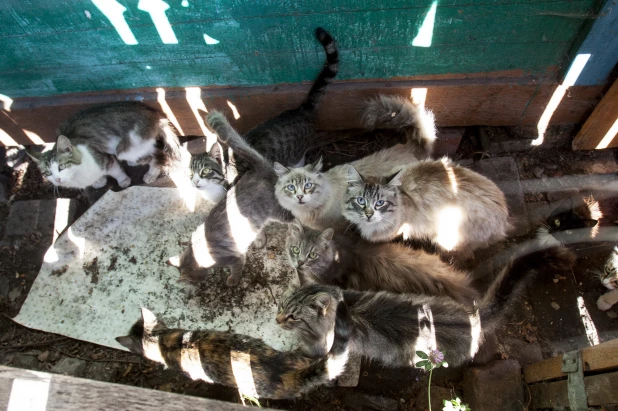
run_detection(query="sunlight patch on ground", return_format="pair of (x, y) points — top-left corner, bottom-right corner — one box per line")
(156, 88), (184, 135)
(577, 296), (599, 346)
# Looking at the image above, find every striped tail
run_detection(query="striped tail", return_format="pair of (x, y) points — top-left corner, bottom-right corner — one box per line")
(301, 27), (339, 112)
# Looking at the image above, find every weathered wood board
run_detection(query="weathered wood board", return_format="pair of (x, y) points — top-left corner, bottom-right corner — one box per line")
(529, 371), (618, 409)
(572, 77), (618, 150)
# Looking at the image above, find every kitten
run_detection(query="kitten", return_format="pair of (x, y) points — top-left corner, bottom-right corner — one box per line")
(274, 95), (436, 230)
(285, 220), (477, 303)
(277, 243), (573, 364)
(537, 194), (600, 247)
(116, 307), (351, 400)
(28, 101), (181, 189)
(598, 246), (618, 311)
(192, 26), (339, 201)
(169, 111), (294, 286)
(343, 157), (511, 257)
(189, 143), (229, 203)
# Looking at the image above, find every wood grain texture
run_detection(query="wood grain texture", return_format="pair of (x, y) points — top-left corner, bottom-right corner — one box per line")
(0, 365), (257, 411)
(572, 77), (618, 150)
(529, 371), (618, 409)
(0, 0), (600, 98)
(0, 78), (603, 146)
(523, 338), (618, 384)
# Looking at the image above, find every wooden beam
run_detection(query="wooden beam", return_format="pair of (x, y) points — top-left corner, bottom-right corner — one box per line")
(523, 339), (618, 384)
(0, 365), (259, 411)
(572, 77), (618, 150)
(529, 371), (618, 409)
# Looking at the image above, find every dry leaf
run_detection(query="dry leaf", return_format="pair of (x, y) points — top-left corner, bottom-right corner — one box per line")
(122, 363), (133, 378)
(91, 352), (103, 360)
(551, 302), (560, 310)
(37, 351), (49, 362)
(607, 311), (617, 319)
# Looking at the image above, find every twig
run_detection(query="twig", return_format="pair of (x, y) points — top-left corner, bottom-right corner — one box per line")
(0, 337), (68, 350)
(266, 284), (278, 305)
(51, 346), (141, 364)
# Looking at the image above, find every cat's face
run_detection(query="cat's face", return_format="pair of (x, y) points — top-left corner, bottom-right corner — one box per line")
(29, 136), (84, 186)
(285, 221), (335, 276)
(189, 144), (227, 202)
(544, 198), (598, 242)
(274, 158), (328, 212)
(276, 285), (337, 338)
(342, 167), (402, 230)
(116, 308), (168, 359)
(601, 248), (618, 290)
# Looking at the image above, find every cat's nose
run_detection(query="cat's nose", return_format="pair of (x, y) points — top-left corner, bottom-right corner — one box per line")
(275, 314), (285, 324)
(297, 195), (304, 200)
(297, 260), (305, 267)
(55, 177), (62, 183)
(365, 213), (373, 220)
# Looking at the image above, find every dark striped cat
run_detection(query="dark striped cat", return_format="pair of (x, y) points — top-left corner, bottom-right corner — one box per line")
(189, 26), (339, 202)
(28, 102), (181, 189)
(277, 244), (573, 364)
(116, 307), (351, 400)
(285, 220), (477, 303)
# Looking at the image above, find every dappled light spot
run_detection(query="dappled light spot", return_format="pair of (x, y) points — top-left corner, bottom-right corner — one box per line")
(185, 87), (217, 150)
(7, 374), (51, 411)
(0, 128), (18, 146)
(442, 158), (458, 194)
(468, 307), (481, 358)
(413, 304), (437, 366)
(411, 88), (427, 108)
(137, 0), (178, 44)
(67, 227), (86, 260)
(180, 332), (214, 383)
(204, 34), (220, 45)
(533, 54), (590, 146)
(22, 129), (45, 145)
(397, 223), (412, 240)
(230, 349), (259, 399)
(577, 296), (599, 346)
(0, 93), (13, 111)
(156, 88), (184, 135)
(412, 1), (437, 47)
(191, 223), (216, 268)
(435, 206), (462, 251)
(595, 118), (618, 149)
(327, 347), (349, 380)
(227, 100), (241, 119)
(91, 0), (138, 45)
(226, 188), (258, 253)
(43, 198), (74, 263)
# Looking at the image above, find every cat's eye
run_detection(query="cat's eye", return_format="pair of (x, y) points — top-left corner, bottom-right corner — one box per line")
(304, 182), (313, 190)
(286, 314), (297, 321)
(58, 164), (67, 170)
(200, 168), (210, 178)
(554, 219), (561, 227)
(291, 246), (300, 254)
(356, 197), (366, 205)
(287, 184), (296, 192)
(375, 200), (385, 207)
(308, 252), (318, 259)
(44, 171), (52, 177)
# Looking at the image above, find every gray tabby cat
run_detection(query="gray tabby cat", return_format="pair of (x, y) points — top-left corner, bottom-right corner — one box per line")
(189, 143), (228, 203)
(189, 26), (339, 202)
(343, 157), (511, 257)
(285, 220), (477, 303)
(277, 244), (573, 364)
(274, 95), (436, 230)
(28, 101), (181, 189)
(598, 246), (618, 310)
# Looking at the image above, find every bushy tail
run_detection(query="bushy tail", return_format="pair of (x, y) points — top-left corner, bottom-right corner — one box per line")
(362, 95), (437, 158)
(155, 120), (183, 169)
(479, 244), (575, 331)
(205, 111), (271, 172)
(301, 27), (339, 112)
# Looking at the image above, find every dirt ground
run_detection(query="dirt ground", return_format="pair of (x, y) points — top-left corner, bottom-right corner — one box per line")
(1, 128), (617, 410)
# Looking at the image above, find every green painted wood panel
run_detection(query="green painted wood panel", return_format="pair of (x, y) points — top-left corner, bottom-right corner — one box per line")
(0, 0), (602, 98)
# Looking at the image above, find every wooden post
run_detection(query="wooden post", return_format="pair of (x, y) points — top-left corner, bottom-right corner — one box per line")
(572, 78), (618, 150)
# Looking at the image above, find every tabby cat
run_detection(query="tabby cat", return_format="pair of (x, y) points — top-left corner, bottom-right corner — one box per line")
(342, 157), (511, 257)
(285, 220), (477, 303)
(274, 95), (436, 230)
(277, 244), (573, 364)
(28, 101), (181, 189)
(189, 143), (229, 203)
(116, 307), (351, 400)
(189, 26), (339, 202)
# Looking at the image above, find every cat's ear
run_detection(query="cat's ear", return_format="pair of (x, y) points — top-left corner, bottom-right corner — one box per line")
(115, 335), (141, 353)
(288, 219), (304, 237)
(26, 151), (41, 163)
(309, 157), (323, 173)
(347, 166), (363, 184)
(318, 228), (334, 245)
(274, 162), (290, 177)
(56, 135), (72, 154)
(312, 293), (331, 315)
(583, 219), (598, 228)
(208, 142), (222, 162)
(386, 170), (403, 187)
(141, 308), (158, 331)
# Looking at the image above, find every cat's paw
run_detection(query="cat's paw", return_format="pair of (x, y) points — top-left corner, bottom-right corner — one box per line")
(253, 232), (267, 249)
(597, 295), (614, 311)
(205, 112), (228, 135)
(226, 274), (241, 286)
(143, 170), (159, 184)
(92, 177), (108, 189)
(118, 177), (131, 189)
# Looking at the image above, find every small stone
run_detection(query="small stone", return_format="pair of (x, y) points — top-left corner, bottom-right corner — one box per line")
(87, 362), (118, 382)
(532, 166), (544, 179)
(37, 350), (50, 362)
(51, 357), (88, 377)
(11, 353), (40, 370)
(541, 174), (548, 182)
(607, 311), (617, 319)
(463, 359), (524, 411)
(551, 302), (560, 310)
(343, 393), (399, 411)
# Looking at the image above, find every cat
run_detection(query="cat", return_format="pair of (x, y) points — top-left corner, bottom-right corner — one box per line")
(188, 143), (229, 203)
(169, 111), (294, 285)
(537, 194), (600, 247)
(116, 307), (351, 400)
(273, 95), (436, 230)
(276, 243), (573, 364)
(285, 220), (477, 303)
(28, 101), (181, 189)
(598, 246), (618, 311)
(342, 157), (511, 257)
(189, 26), (339, 202)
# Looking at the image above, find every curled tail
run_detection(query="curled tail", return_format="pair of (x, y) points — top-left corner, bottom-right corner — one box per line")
(302, 27), (339, 112)
(479, 244), (575, 332)
(362, 95), (437, 158)
(205, 111), (271, 172)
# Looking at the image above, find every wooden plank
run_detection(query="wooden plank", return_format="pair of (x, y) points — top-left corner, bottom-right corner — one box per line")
(524, 338), (618, 384)
(0, 79), (603, 146)
(0, 365), (260, 411)
(572, 77), (618, 150)
(530, 371), (618, 409)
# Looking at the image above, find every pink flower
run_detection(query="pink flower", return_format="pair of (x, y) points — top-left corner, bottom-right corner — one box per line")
(428, 349), (444, 365)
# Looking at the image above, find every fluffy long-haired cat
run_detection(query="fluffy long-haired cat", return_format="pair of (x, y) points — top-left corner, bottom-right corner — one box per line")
(342, 157), (511, 257)
(274, 95), (436, 230)
(116, 307), (351, 400)
(285, 220), (477, 303)
(277, 243), (573, 364)
(28, 101), (181, 189)
(598, 246), (618, 310)
(189, 26), (338, 202)
(537, 194), (601, 247)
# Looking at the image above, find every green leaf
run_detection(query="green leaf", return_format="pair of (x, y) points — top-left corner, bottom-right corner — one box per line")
(424, 363), (432, 371)
(416, 351), (428, 359)
(415, 361), (428, 367)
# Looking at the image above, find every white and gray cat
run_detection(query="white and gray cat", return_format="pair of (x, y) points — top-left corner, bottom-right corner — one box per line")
(28, 101), (181, 189)
(188, 143), (229, 203)
(598, 246), (618, 310)
(274, 95), (437, 230)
